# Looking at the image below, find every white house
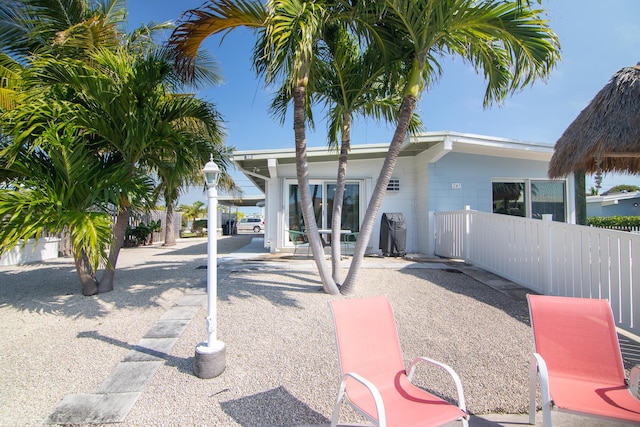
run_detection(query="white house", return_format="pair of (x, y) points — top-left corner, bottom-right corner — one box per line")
(232, 131), (575, 256)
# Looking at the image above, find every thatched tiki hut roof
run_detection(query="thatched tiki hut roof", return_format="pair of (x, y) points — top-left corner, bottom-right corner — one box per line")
(548, 65), (640, 178)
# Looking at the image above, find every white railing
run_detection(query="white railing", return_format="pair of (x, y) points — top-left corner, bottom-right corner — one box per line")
(435, 208), (640, 335)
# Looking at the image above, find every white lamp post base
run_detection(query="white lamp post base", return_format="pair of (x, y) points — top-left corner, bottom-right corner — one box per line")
(194, 340), (226, 379)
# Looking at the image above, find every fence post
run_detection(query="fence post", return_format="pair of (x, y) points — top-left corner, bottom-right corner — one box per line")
(542, 214), (553, 295)
(464, 206), (471, 262)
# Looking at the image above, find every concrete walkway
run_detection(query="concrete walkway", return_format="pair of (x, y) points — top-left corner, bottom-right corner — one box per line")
(45, 236), (633, 426)
(46, 287), (205, 424)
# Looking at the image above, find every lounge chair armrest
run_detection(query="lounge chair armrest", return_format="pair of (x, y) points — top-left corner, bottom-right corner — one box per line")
(630, 365), (640, 398)
(408, 357), (467, 413)
(336, 372), (386, 426)
(530, 352), (552, 426)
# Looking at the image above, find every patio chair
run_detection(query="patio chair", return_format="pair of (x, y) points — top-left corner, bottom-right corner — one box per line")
(287, 230), (309, 256)
(328, 295), (469, 427)
(527, 294), (640, 426)
(341, 231), (358, 256)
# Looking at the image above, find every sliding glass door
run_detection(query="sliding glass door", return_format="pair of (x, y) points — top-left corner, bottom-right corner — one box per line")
(288, 181), (361, 233)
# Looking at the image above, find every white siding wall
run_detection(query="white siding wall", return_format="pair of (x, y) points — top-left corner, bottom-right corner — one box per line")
(427, 152), (550, 213)
(269, 151), (556, 255)
(376, 157), (418, 253)
(273, 156), (420, 253)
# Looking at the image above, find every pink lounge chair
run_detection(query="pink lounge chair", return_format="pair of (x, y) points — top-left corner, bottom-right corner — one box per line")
(328, 296), (469, 427)
(527, 294), (640, 426)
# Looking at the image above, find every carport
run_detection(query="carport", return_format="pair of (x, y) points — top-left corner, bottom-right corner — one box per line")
(217, 195), (265, 235)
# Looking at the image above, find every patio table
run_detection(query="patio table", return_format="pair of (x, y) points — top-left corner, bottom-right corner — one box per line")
(317, 229), (351, 247)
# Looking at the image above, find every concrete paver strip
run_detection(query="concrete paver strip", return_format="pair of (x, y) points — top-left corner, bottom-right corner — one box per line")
(159, 303), (201, 320)
(123, 338), (179, 362)
(96, 361), (162, 394)
(46, 392), (140, 424)
(143, 319), (191, 339)
(173, 293), (206, 307)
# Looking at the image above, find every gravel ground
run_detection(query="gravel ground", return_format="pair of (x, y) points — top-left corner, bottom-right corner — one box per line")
(0, 235), (534, 427)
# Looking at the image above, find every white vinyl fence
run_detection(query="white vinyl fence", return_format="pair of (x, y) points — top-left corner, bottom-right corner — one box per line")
(435, 207), (640, 335)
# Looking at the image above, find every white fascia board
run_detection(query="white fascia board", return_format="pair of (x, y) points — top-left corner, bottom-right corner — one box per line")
(449, 133), (553, 160)
(233, 142), (390, 161)
(405, 130), (554, 161)
(234, 131), (555, 163)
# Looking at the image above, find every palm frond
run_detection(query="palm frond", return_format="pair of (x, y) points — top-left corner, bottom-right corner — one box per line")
(169, 0), (266, 81)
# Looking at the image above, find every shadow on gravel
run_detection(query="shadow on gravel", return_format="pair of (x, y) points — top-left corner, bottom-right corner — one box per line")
(397, 267), (531, 325)
(219, 386), (330, 427)
(0, 235), (254, 318)
(0, 259), (205, 318)
(395, 266), (640, 371)
(77, 330), (195, 375)
(217, 267), (323, 309)
(156, 234), (254, 257)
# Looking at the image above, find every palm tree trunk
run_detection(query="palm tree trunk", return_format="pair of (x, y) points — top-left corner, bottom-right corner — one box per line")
(98, 204), (129, 293)
(340, 95), (416, 295)
(164, 202), (177, 246)
(293, 83), (339, 295)
(331, 116), (351, 283)
(74, 249), (98, 296)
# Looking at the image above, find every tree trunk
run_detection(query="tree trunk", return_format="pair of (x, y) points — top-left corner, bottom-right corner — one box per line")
(164, 202), (177, 246)
(74, 249), (98, 296)
(340, 95), (416, 295)
(575, 169), (587, 225)
(98, 204), (129, 293)
(293, 82), (340, 295)
(59, 227), (73, 257)
(331, 115), (351, 284)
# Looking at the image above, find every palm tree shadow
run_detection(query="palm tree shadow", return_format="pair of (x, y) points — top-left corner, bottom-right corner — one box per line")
(219, 386), (330, 426)
(398, 266), (531, 324)
(0, 256), (207, 318)
(399, 265), (640, 370)
(216, 265), (323, 308)
(76, 330), (194, 375)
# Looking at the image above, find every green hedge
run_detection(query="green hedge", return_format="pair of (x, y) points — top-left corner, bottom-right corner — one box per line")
(587, 216), (640, 230)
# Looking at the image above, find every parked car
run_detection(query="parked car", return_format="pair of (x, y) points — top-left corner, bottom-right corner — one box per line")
(236, 217), (264, 232)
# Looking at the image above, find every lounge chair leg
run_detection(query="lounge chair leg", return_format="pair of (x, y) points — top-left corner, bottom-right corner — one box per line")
(330, 379), (347, 427)
(529, 355), (538, 425)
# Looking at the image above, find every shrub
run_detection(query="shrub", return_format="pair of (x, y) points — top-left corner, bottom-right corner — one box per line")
(587, 216), (640, 231)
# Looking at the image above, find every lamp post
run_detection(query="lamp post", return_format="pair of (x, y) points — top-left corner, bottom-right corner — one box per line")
(194, 155), (226, 378)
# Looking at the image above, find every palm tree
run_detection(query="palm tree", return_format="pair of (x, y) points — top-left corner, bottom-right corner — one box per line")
(169, 0), (559, 296)
(273, 26), (422, 283)
(169, 0), (345, 294)
(337, 0), (560, 294)
(0, 0), (125, 62)
(0, 120), (152, 295)
(0, 54), (20, 110)
(155, 144), (231, 247)
(0, 0), (232, 294)
(31, 47), (229, 292)
(180, 201), (208, 226)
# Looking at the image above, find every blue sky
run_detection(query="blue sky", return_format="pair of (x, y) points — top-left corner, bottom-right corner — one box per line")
(127, 0), (640, 208)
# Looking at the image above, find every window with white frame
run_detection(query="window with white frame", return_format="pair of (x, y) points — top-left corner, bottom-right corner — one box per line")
(492, 179), (566, 222)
